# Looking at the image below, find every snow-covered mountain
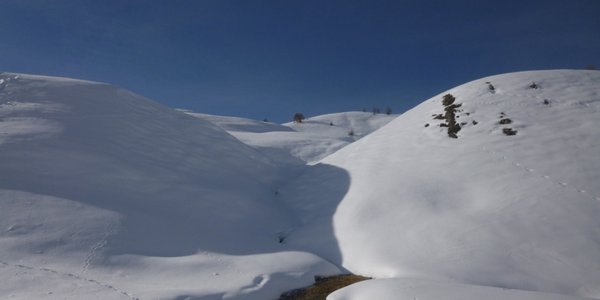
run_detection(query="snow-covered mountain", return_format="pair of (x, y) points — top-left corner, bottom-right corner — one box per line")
(1, 70), (599, 300)
(185, 111), (397, 165)
(281, 70), (600, 299)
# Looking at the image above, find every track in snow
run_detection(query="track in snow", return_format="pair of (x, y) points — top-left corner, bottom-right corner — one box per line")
(481, 145), (600, 202)
(0, 259), (138, 300)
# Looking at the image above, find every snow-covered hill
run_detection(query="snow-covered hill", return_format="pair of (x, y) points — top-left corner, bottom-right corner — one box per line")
(281, 70), (600, 299)
(180, 110), (295, 133)
(0, 73), (339, 299)
(2, 70), (599, 300)
(186, 111), (398, 164)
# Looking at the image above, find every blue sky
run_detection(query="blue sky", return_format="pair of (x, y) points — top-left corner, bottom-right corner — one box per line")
(1, 0), (598, 122)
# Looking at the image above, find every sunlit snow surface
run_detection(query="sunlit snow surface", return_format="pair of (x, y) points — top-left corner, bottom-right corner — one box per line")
(0, 73), (338, 300)
(298, 70), (600, 299)
(1, 70), (599, 299)
(185, 110), (397, 165)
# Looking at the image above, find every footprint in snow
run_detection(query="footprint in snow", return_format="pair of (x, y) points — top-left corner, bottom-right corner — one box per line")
(559, 182), (568, 187)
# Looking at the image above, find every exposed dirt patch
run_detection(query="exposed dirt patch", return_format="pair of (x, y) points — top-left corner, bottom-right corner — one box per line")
(279, 274), (370, 300)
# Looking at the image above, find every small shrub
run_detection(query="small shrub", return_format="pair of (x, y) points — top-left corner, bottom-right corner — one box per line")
(472, 120), (478, 125)
(293, 112), (305, 123)
(529, 82), (539, 89)
(442, 94), (456, 106)
(543, 99), (550, 105)
(499, 118), (512, 125)
(424, 123), (430, 127)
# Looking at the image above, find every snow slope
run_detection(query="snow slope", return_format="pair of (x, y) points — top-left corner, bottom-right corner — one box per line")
(280, 70), (600, 299)
(180, 110), (294, 133)
(2, 70), (599, 300)
(186, 111), (397, 165)
(0, 73), (339, 299)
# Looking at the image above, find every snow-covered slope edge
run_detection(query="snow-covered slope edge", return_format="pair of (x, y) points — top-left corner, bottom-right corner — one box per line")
(0, 73), (339, 300)
(281, 70), (600, 299)
(185, 111), (398, 165)
(329, 278), (591, 300)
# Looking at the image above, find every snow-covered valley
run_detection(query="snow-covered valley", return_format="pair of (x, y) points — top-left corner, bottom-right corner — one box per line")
(1, 70), (599, 299)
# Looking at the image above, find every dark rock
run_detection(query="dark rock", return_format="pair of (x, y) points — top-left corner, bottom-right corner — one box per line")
(503, 128), (517, 136)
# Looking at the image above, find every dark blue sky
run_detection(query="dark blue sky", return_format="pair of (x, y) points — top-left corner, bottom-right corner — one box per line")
(1, 0), (598, 122)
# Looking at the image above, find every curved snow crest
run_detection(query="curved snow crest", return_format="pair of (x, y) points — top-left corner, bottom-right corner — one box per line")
(1, 72), (105, 86)
(303, 70), (600, 298)
(329, 278), (592, 300)
(181, 110), (294, 133)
